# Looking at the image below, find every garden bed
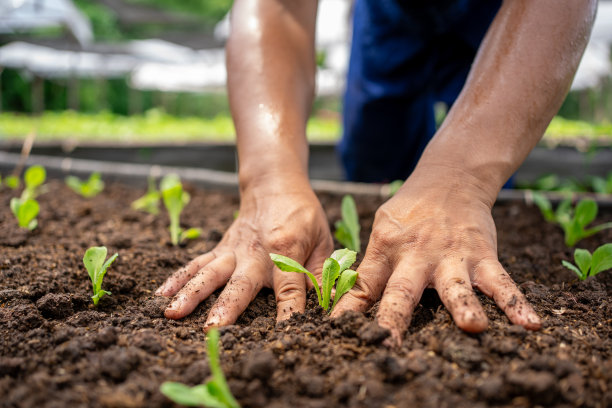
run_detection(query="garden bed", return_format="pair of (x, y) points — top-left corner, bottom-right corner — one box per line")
(1, 180), (611, 408)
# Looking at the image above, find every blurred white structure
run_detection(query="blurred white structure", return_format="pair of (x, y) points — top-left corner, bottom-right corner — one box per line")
(0, 0), (92, 46)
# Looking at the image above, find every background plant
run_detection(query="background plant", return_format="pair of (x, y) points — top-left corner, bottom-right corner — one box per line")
(83, 246), (118, 306)
(562, 244), (612, 280)
(10, 198), (39, 230)
(160, 328), (240, 408)
(270, 248), (358, 312)
(533, 193), (612, 246)
(161, 174), (202, 245)
(131, 177), (161, 215)
(21, 165), (46, 201)
(335, 195), (361, 253)
(66, 172), (105, 198)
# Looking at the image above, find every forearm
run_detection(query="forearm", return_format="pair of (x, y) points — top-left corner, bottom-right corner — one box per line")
(227, 0), (318, 191)
(417, 0), (596, 204)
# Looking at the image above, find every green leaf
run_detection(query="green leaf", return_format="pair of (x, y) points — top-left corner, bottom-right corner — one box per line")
(160, 173), (181, 191)
(555, 198), (572, 223)
(66, 172), (104, 198)
(5, 175), (20, 189)
(336, 195), (361, 253)
(83, 246), (117, 306)
(330, 248), (356, 272)
(331, 269), (358, 311)
(132, 178), (161, 214)
(160, 382), (225, 408)
(206, 329), (240, 408)
(590, 243), (612, 276)
(269, 253), (321, 306)
(573, 248), (592, 276)
(181, 228), (202, 242)
(574, 199), (597, 228)
(162, 182), (185, 246)
(561, 260), (585, 280)
(532, 192), (555, 222)
(10, 197), (39, 230)
(334, 222), (353, 250)
(24, 165), (46, 190)
(321, 257), (340, 311)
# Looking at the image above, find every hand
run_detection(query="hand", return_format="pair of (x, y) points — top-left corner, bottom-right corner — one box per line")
(156, 177), (333, 326)
(331, 165), (541, 346)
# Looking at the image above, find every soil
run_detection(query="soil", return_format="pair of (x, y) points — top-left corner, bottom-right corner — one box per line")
(1, 180), (611, 408)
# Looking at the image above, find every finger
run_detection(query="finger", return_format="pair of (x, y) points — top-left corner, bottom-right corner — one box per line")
(330, 247), (390, 317)
(164, 254), (235, 320)
(472, 259), (541, 330)
(375, 256), (429, 347)
(156, 252), (218, 296)
(434, 261), (489, 333)
(205, 259), (267, 328)
(304, 232), (333, 290)
(273, 269), (307, 321)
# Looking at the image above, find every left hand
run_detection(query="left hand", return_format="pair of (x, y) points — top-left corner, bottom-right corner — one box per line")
(331, 164), (541, 346)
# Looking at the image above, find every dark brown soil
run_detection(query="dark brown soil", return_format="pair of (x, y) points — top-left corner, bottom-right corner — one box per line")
(1, 180), (611, 408)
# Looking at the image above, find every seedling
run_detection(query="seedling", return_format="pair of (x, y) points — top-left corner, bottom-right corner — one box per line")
(270, 248), (358, 312)
(532, 193), (612, 247)
(83, 246), (118, 306)
(335, 195), (361, 253)
(562, 244), (612, 280)
(10, 197), (39, 230)
(591, 172), (612, 194)
(131, 177), (161, 215)
(161, 174), (202, 245)
(21, 165), (46, 200)
(66, 172), (104, 198)
(160, 328), (240, 408)
(4, 175), (20, 190)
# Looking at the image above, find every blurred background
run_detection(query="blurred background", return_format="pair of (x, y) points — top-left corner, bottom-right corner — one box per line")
(0, 0), (611, 188)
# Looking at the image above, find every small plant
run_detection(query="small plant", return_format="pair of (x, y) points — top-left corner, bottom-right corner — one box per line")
(160, 328), (240, 408)
(161, 174), (202, 246)
(270, 248), (358, 312)
(131, 177), (161, 215)
(4, 175), (20, 190)
(590, 172), (612, 194)
(66, 172), (104, 198)
(532, 193), (612, 247)
(562, 244), (612, 280)
(83, 246), (118, 306)
(10, 197), (39, 230)
(335, 195), (361, 253)
(21, 165), (46, 200)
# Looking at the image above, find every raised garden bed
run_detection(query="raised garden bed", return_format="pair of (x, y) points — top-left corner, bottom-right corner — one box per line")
(1, 180), (611, 408)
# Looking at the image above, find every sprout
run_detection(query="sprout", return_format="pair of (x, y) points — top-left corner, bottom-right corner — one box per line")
(21, 165), (46, 200)
(270, 248), (358, 312)
(10, 197), (39, 230)
(131, 177), (161, 215)
(160, 329), (240, 408)
(334, 195), (361, 253)
(66, 172), (104, 198)
(161, 174), (202, 246)
(83, 246), (118, 306)
(533, 193), (612, 247)
(562, 244), (612, 280)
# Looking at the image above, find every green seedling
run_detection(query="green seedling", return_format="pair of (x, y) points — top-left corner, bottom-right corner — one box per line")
(4, 175), (20, 190)
(21, 165), (46, 200)
(161, 174), (202, 245)
(66, 172), (104, 198)
(10, 197), (39, 230)
(562, 244), (612, 280)
(532, 192), (612, 247)
(131, 177), (161, 215)
(387, 180), (404, 197)
(83, 246), (118, 306)
(590, 172), (612, 194)
(270, 248), (358, 312)
(160, 328), (240, 408)
(335, 195), (361, 253)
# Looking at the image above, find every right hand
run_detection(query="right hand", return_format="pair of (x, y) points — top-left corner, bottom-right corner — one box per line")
(155, 176), (333, 327)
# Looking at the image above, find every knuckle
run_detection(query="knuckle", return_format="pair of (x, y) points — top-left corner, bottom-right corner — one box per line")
(350, 275), (379, 305)
(384, 276), (420, 309)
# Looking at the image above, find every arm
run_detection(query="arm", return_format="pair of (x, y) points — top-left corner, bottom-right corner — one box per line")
(333, 0), (597, 345)
(156, 0), (333, 326)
